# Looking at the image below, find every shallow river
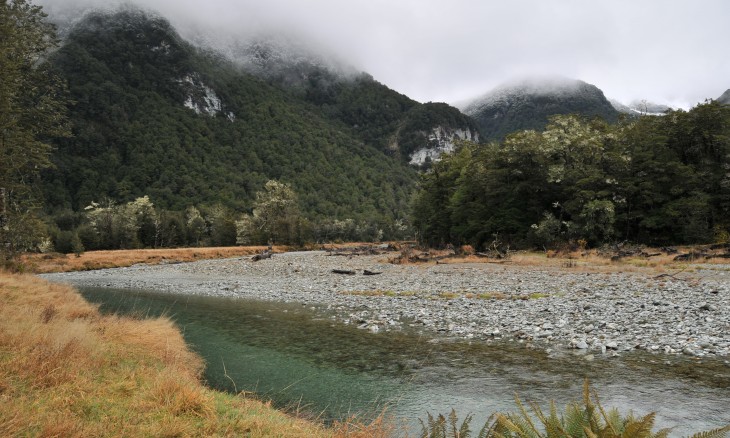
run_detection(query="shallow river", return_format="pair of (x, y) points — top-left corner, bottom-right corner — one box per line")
(80, 287), (730, 436)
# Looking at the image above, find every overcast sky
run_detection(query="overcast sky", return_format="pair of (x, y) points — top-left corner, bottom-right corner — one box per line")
(40, 0), (730, 108)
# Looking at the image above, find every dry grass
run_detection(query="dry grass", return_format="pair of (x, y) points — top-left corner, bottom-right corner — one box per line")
(0, 272), (392, 437)
(22, 246), (287, 274)
(432, 246), (730, 275)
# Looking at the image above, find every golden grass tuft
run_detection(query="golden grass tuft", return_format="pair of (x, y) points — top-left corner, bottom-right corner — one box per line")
(1, 271), (381, 437)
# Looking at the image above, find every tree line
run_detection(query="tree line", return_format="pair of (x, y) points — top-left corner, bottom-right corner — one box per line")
(412, 102), (730, 250)
(49, 180), (411, 254)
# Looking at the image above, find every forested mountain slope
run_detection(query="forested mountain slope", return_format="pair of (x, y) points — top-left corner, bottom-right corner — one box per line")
(43, 9), (418, 225)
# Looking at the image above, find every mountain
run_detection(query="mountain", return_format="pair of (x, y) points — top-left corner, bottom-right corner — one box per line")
(206, 35), (479, 164)
(459, 76), (619, 141)
(43, 8), (422, 227)
(718, 89), (730, 105)
(609, 98), (672, 116)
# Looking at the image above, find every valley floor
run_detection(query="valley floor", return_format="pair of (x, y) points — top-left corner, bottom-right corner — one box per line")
(43, 249), (730, 360)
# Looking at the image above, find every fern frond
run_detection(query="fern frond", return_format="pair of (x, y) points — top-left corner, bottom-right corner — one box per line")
(497, 413), (528, 437)
(513, 395), (544, 438)
(689, 425), (730, 438)
(477, 413), (499, 438)
(592, 387), (619, 437)
(583, 379), (592, 409)
(564, 403), (590, 437)
(622, 412), (655, 438)
(454, 410), (474, 438)
(530, 400), (567, 438)
(449, 409), (459, 437)
(651, 427), (673, 438)
(420, 412), (449, 438)
(583, 425), (599, 438)
(604, 408), (624, 435)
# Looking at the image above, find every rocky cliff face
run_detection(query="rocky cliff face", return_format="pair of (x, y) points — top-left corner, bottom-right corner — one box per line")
(408, 127), (479, 165)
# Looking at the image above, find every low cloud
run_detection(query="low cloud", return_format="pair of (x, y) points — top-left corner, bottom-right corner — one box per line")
(39, 0), (730, 108)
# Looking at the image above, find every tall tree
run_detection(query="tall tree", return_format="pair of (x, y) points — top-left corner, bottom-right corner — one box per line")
(0, 0), (69, 261)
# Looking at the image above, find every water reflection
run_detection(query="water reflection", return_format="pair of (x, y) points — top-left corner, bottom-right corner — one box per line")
(80, 287), (730, 435)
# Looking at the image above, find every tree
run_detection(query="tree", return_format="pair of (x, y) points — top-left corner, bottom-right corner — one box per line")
(236, 180), (301, 245)
(0, 0), (69, 262)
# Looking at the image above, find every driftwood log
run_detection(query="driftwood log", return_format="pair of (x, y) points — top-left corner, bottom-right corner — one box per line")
(332, 269), (356, 275)
(251, 251), (272, 261)
(363, 270), (382, 276)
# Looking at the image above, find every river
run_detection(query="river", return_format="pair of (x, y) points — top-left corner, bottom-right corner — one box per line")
(80, 286), (730, 436)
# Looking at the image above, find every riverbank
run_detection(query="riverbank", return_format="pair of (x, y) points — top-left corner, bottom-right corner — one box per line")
(0, 272), (386, 437)
(43, 250), (730, 360)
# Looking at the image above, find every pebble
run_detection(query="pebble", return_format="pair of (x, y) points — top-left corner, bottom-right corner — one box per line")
(43, 251), (730, 357)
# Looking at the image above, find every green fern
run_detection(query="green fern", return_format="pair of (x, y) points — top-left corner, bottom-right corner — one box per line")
(419, 380), (730, 438)
(420, 409), (476, 438)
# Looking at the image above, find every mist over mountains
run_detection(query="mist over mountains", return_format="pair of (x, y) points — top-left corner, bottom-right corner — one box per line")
(40, 0), (730, 108)
(459, 77), (619, 141)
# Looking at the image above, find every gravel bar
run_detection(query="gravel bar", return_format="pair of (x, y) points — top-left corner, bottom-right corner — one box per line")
(42, 251), (730, 358)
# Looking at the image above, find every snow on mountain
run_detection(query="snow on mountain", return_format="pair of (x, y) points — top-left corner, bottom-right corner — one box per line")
(610, 98), (673, 116)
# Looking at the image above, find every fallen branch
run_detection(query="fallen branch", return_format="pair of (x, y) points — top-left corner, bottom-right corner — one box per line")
(653, 266), (689, 281)
(673, 252), (707, 261)
(332, 269), (356, 275)
(363, 270), (382, 276)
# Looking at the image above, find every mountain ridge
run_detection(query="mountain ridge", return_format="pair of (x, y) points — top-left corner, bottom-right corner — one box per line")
(718, 89), (730, 105)
(459, 76), (619, 141)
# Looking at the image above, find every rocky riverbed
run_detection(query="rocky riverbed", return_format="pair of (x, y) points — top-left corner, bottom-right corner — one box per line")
(43, 251), (730, 359)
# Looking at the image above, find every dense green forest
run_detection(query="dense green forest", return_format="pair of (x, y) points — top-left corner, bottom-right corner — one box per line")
(39, 9), (427, 249)
(35, 8), (482, 251)
(413, 102), (730, 249)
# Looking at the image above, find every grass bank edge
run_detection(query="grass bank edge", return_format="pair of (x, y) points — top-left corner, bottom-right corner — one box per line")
(0, 271), (389, 437)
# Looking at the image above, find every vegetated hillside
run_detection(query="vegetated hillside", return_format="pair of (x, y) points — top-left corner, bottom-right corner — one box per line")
(718, 89), (730, 105)
(42, 8), (419, 228)
(233, 42), (480, 163)
(460, 76), (619, 141)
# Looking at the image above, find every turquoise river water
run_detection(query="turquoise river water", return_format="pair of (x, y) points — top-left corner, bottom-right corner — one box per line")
(80, 287), (730, 436)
